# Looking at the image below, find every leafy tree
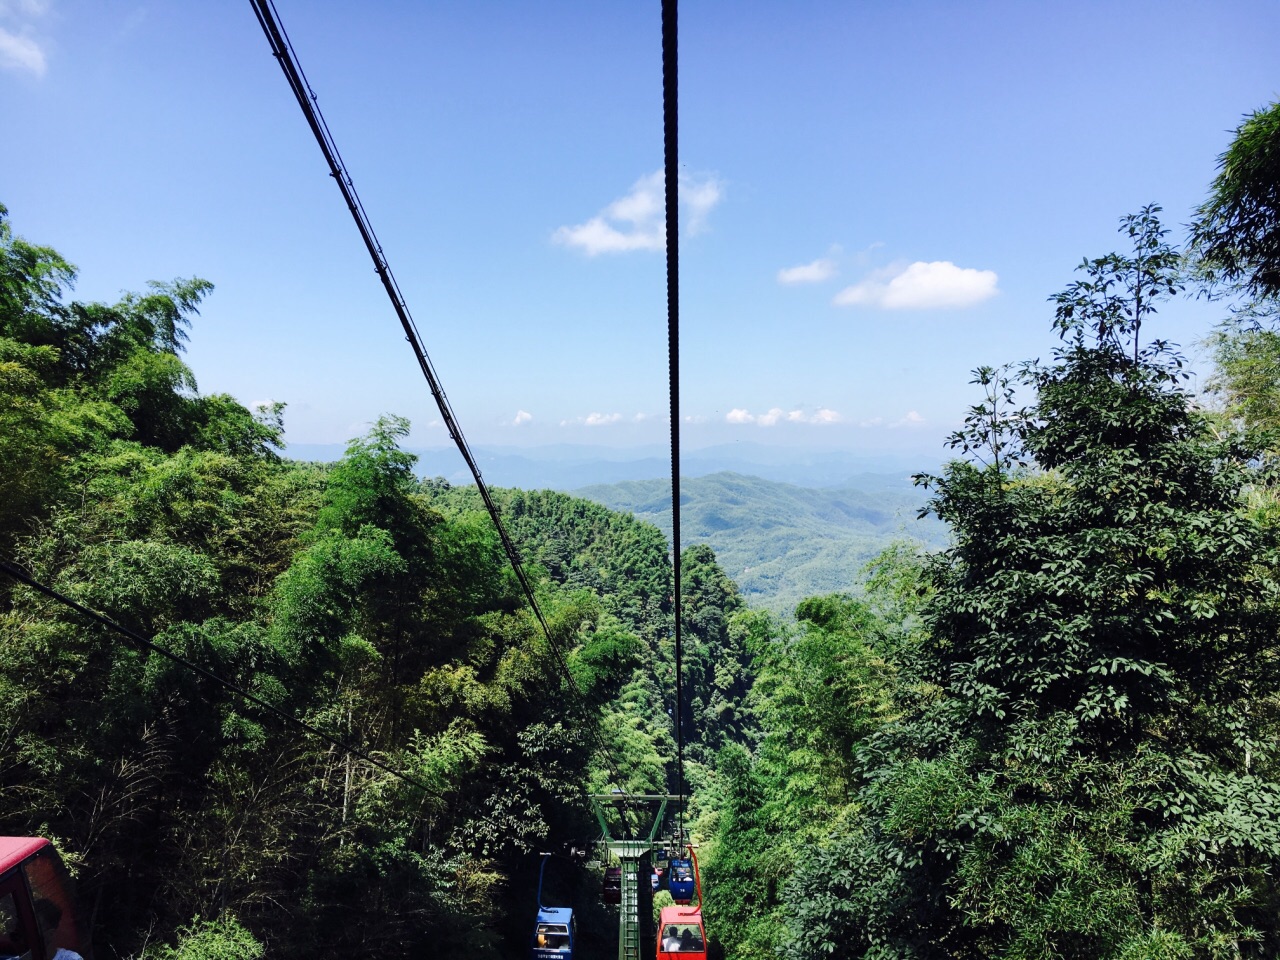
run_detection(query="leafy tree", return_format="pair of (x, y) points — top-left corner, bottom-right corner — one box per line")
(787, 209), (1280, 958)
(143, 914), (266, 960)
(700, 586), (902, 960)
(1191, 101), (1280, 300)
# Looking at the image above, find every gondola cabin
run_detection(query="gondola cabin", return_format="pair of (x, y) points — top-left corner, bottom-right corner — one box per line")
(530, 906), (574, 959)
(0, 837), (92, 960)
(602, 866), (622, 905)
(650, 866), (663, 892)
(656, 905), (705, 960)
(667, 859), (694, 904)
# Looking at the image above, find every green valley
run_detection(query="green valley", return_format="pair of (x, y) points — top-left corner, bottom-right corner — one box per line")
(575, 472), (948, 614)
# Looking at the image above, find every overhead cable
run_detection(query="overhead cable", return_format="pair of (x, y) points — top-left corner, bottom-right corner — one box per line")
(247, 0), (635, 800)
(661, 0), (686, 837)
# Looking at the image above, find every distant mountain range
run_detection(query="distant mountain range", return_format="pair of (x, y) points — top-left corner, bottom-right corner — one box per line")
(284, 442), (951, 613)
(285, 440), (942, 490)
(575, 472), (948, 615)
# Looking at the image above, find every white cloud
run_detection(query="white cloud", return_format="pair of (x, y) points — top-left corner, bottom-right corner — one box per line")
(726, 407), (841, 426)
(757, 408), (785, 426)
(891, 411), (926, 428)
(834, 260), (998, 309)
(681, 175), (722, 235)
(512, 410), (533, 426)
(0, 0), (50, 77)
(553, 170), (724, 256)
(2, 1), (53, 14)
(778, 257), (837, 285)
(560, 412), (624, 427)
(0, 25), (44, 75)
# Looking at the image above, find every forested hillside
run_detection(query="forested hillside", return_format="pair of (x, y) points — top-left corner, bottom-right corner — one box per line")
(577, 472), (946, 613)
(0, 201), (748, 958)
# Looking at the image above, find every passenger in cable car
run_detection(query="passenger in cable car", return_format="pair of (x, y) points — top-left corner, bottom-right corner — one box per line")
(658, 922), (703, 953)
(660, 926), (681, 952)
(534, 923), (570, 951)
(35, 900), (84, 960)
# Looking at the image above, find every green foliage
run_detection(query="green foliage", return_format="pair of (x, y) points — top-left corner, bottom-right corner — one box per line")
(144, 914), (265, 960)
(785, 209), (1280, 958)
(701, 571), (906, 959)
(1205, 324), (1280, 432)
(1191, 101), (1280, 300)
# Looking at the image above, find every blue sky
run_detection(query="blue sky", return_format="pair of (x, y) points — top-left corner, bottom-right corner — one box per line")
(2, 0), (1278, 467)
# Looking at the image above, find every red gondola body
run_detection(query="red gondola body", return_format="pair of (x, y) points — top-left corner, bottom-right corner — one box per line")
(656, 905), (705, 960)
(0, 837), (92, 960)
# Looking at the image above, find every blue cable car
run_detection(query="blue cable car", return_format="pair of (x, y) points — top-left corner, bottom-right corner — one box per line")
(531, 854), (574, 960)
(531, 906), (575, 959)
(668, 859), (694, 904)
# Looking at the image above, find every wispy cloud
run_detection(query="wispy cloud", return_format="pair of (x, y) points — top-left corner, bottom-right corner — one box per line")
(560, 412), (624, 427)
(834, 261), (998, 310)
(512, 410), (533, 426)
(891, 411), (926, 428)
(553, 170), (724, 256)
(778, 256), (837, 285)
(0, 0), (51, 77)
(727, 407), (842, 426)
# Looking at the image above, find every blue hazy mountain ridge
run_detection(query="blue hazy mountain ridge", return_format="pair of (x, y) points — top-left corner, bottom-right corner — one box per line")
(284, 441), (940, 490)
(574, 471), (948, 614)
(284, 442), (947, 612)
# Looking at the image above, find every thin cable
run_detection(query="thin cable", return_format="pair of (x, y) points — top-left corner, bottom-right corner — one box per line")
(661, 0), (685, 839)
(0, 556), (436, 795)
(248, 0), (636, 804)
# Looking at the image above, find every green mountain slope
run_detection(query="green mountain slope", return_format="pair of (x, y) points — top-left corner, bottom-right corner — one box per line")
(575, 471), (948, 613)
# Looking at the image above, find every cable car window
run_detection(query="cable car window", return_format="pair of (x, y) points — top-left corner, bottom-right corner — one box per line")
(21, 850), (86, 960)
(534, 924), (570, 950)
(0, 888), (32, 960)
(659, 923), (704, 952)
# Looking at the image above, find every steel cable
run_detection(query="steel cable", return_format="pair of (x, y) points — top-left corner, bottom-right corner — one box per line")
(247, 0), (638, 805)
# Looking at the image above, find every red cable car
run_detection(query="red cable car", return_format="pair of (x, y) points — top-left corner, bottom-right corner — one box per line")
(602, 866), (622, 905)
(0, 837), (92, 960)
(656, 905), (705, 960)
(656, 845), (704, 960)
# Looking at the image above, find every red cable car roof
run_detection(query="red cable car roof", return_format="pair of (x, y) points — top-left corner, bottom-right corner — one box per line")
(0, 837), (49, 874)
(658, 904), (702, 922)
